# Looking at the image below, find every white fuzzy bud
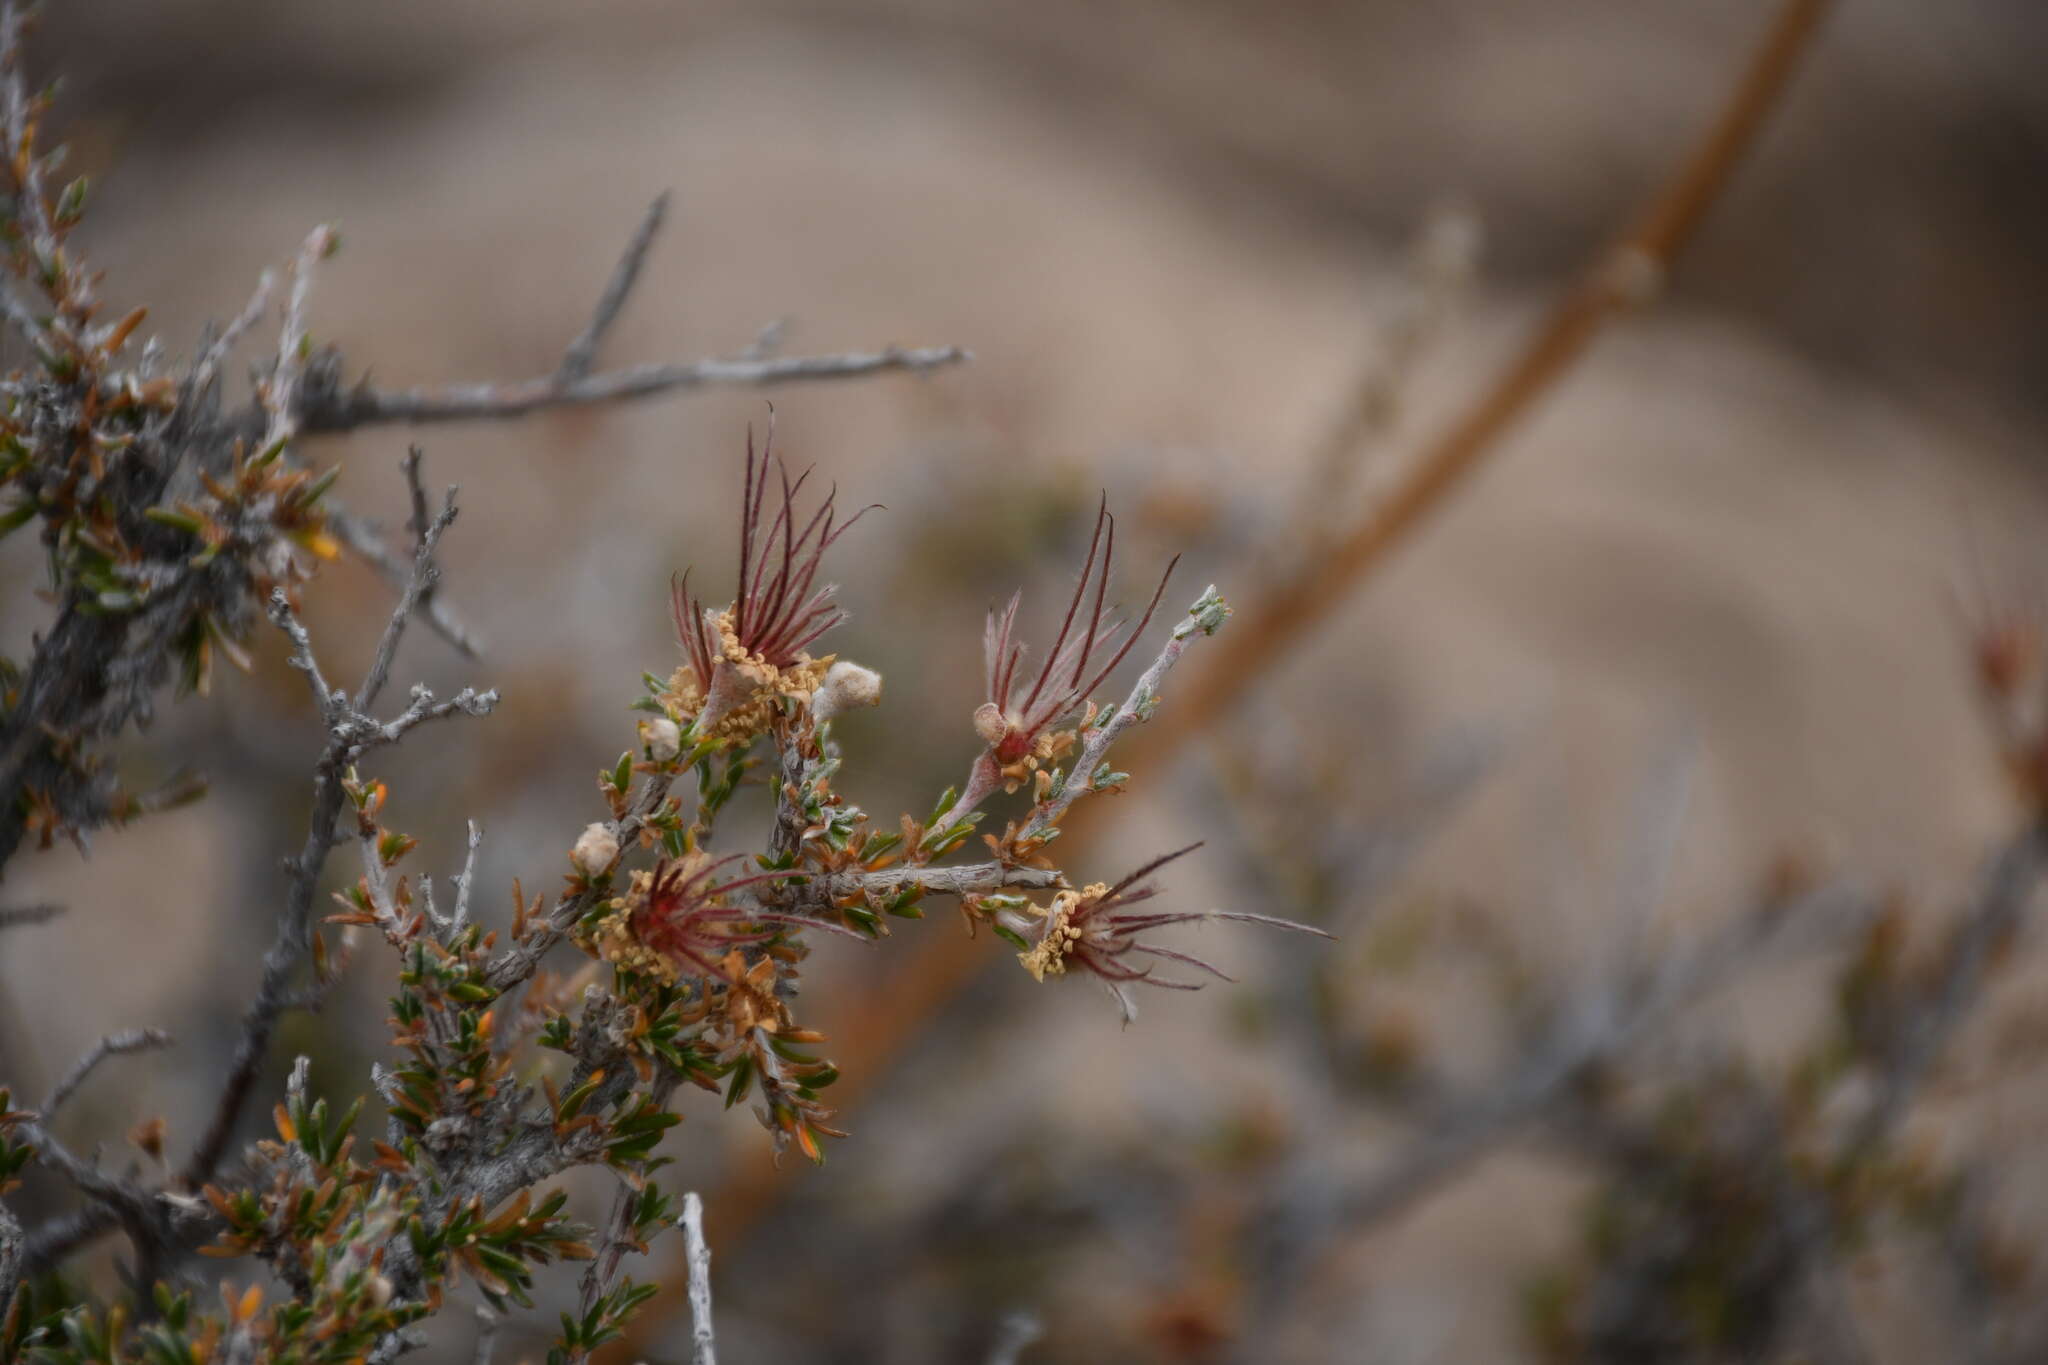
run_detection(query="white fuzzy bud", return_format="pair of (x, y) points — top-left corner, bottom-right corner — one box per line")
(641, 716), (683, 761)
(973, 701), (1009, 746)
(571, 822), (619, 878)
(812, 660), (883, 724)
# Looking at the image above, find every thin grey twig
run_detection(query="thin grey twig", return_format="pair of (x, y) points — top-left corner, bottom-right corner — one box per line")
(740, 317), (789, 361)
(575, 1073), (680, 1336)
(0, 2), (57, 350)
(361, 682), (498, 749)
(557, 193), (669, 384)
(451, 821), (482, 932)
(470, 1305), (500, 1365)
(260, 226), (338, 452)
(181, 459), (478, 1197)
(190, 267), (277, 397)
(384, 443), (475, 658)
(0, 902), (63, 931)
(679, 1191), (717, 1365)
(44, 1027), (174, 1116)
(18, 1206), (109, 1273)
(350, 795), (407, 936)
(401, 446), (433, 549)
(124, 769), (209, 818)
(12, 1079), (210, 1288)
(355, 473), (457, 716)
(301, 345), (969, 430)
(271, 591), (344, 720)
(329, 509), (482, 658)
(178, 605), (352, 1191)
(820, 861), (1063, 904)
(14, 1121), (152, 1219)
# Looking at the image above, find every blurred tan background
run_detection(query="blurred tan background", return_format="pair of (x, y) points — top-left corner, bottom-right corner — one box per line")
(5, 1), (2048, 1360)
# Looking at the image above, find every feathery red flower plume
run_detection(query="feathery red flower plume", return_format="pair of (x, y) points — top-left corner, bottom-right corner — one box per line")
(668, 419), (876, 734)
(977, 496), (1178, 767)
(1015, 843), (1330, 1023)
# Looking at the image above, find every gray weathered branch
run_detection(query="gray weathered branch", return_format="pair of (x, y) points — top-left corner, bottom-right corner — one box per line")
(821, 861), (1064, 904)
(190, 267), (276, 398)
(0, 903), (63, 932)
(680, 1190), (717, 1365)
(258, 226), (337, 452)
(180, 460), (489, 1195)
(45, 1027), (174, 1117)
(329, 508), (483, 658)
(558, 193), (670, 385)
(301, 345), (969, 430)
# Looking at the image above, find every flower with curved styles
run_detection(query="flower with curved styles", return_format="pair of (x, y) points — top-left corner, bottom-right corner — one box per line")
(1012, 843), (1331, 1023)
(976, 497), (1179, 778)
(669, 422), (876, 737)
(580, 851), (854, 996)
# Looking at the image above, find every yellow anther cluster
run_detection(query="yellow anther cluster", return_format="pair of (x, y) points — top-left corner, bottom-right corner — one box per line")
(574, 897), (680, 985)
(664, 611), (831, 743)
(1018, 889), (1087, 982)
(997, 725), (1078, 792)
